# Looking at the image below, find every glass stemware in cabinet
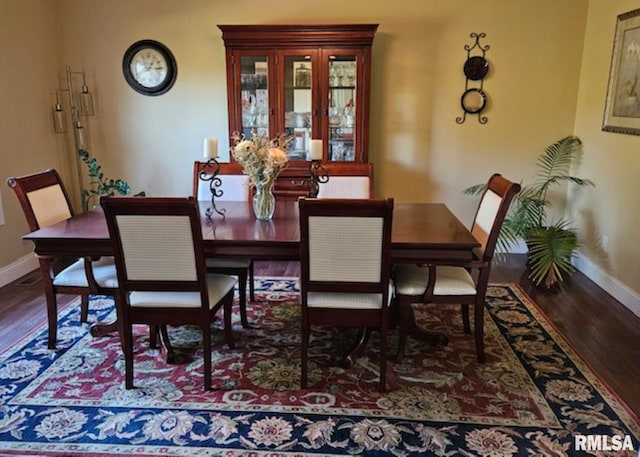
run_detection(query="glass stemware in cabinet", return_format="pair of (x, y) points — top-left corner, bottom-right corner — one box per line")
(240, 57), (269, 138)
(285, 56), (313, 160)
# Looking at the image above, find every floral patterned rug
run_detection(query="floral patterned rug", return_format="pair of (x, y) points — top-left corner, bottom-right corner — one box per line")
(0, 278), (637, 456)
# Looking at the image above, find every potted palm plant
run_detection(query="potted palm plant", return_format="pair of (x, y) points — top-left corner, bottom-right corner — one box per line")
(465, 135), (594, 288)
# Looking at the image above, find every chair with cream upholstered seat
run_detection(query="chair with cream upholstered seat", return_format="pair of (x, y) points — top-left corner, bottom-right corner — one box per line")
(7, 169), (118, 349)
(193, 161), (254, 328)
(299, 197), (394, 392)
(101, 196), (236, 390)
(316, 162), (374, 199)
(393, 173), (521, 363)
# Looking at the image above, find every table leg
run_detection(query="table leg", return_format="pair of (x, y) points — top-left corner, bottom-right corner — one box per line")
(340, 327), (370, 368)
(406, 304), (449, 347)
(89, 321), (118, 337)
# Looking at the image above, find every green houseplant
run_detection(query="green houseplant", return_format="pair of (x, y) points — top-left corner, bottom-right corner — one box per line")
(464, 136), (594, 288)
(78, 149), (145, 211)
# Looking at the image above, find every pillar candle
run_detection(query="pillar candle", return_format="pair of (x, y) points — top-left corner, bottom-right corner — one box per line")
(203, 138), (218, 159)
(309, 139), (323, 160)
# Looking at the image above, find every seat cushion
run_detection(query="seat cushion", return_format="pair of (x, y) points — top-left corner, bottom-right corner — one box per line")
(129, 273), (237, 308)
(394, 264), (477, 296)
(393, 264), (429, 296)
(307, 282), (393, 309)
(52, 256), (118, 289)
(431, 266), (477, 295)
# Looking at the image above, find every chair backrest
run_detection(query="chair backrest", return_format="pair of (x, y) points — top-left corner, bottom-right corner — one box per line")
(6, 168), (75, 232)
(193, 161), (250, 201)
(471, 173), (521, 261)
(317, 163), (374, 198)
(299, 197), (394, 295)
(101, 196), (208, 301)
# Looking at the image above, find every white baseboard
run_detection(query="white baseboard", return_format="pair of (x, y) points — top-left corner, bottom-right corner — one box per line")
(0, 254), (38, 288)
(501, 239), (639, 317)
(573, 252), (640, 318)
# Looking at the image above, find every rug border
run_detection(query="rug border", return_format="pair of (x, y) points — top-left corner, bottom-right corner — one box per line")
(507, 282), (640, 426)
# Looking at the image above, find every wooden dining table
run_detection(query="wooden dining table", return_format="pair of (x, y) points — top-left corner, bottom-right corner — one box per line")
(23, 200), (480, 346)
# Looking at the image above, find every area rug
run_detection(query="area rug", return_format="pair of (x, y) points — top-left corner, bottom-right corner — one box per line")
(0, 278), (637, 456)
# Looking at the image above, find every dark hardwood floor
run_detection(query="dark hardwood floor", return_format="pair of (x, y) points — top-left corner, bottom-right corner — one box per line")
(1, 255), (638, 417)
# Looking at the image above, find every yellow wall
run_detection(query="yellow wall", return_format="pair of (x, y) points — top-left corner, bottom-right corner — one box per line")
(0, 0), (72, 267)
(573, 0), (640, 304)
(1, 0), (638, 310)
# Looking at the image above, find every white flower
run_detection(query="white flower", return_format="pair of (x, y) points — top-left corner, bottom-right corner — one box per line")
(231, 131), (290, 189)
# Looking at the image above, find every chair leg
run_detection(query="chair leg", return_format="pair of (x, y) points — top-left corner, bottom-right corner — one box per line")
(461, 303), (471, 333)
(301, 323), (309, 389)
(149, 325), (159, 348)
(395, 298), (411, 362)
(80, 293), (90, 323)
(202, 324), (212, 391)
(223, 293), (236, 349)
(238, 270), (250, 329)
(44, 290), (58, 350)
(119, 321), (135, 389)
(474, 299), (486, 363)
(379, 326), (387, 393)
(249, 261), (255, 302)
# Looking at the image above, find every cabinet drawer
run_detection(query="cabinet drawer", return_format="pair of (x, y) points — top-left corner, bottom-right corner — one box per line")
(274, 174), (309, 199)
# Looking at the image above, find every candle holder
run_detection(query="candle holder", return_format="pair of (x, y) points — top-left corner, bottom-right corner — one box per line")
(308, 160), (330, 198)
(199, 158), (226, 219)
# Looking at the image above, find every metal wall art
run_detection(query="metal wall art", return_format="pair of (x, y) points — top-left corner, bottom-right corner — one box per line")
(457, 33), (490, 124)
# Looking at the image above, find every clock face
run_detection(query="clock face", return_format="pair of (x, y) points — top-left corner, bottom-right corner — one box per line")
(130, 49), (168, 88)
(123, 40), (177, 96)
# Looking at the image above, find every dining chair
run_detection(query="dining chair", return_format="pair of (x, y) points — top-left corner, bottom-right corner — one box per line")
(6, 169), (118, 349)
(316, 163), (374, 198)
(299, 197), (394, 392)
(193, 161), (254, 328)
(393, 173), (521, 363)
(100, 196), (236, 390)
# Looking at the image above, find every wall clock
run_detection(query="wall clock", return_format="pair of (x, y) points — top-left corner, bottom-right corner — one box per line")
(122, 39), (177, 96)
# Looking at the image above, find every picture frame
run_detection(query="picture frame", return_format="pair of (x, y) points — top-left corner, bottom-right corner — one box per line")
(602, 8), (640, 135)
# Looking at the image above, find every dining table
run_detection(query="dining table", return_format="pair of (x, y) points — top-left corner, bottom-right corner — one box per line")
(23, 199), (480, 347)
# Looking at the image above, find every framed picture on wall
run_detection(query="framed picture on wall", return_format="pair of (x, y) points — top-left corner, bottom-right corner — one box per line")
(602, 8), (640, 136)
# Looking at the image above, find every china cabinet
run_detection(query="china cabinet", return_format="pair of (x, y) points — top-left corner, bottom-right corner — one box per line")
(219, 24), (378, 198)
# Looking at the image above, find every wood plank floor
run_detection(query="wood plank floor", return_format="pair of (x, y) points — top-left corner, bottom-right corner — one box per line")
(1, 255), (638, 417)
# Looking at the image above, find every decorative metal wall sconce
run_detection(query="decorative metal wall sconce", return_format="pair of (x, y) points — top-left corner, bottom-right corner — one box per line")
(51, 66), (96, 202)
(308, 160), (330, 198)
(456, 33), (490, 124)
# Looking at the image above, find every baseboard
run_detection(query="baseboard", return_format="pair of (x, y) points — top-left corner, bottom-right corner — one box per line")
(0, 254), (38, 288)
(501, 239), (640, 318)
(572, 253), (640, 318)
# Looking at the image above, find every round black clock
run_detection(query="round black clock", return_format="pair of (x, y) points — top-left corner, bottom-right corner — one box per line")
(122, 40), (177, 96)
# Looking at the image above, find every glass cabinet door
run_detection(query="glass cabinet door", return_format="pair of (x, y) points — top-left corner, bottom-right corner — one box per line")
(221, 24), (376, 166)
(326, 53), (358, 162)
(281, 51), (318, 160)
(238, 54), (270, 139)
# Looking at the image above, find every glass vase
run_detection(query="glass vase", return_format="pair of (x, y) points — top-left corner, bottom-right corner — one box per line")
(253, 182), (276, 220)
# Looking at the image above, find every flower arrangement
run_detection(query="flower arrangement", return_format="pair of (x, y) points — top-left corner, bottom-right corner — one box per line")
(231, 131), (290, 219)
